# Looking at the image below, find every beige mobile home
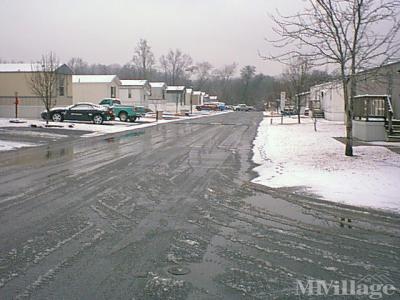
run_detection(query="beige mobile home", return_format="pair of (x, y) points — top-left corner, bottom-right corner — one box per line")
(72, 75), (120, 104)
(192, 91), (204, 105)
(0, 63), (73, 119)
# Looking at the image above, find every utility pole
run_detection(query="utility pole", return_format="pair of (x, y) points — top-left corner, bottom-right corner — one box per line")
(190, 87), (193, 115)
(14, 92), (19, 119)
(175, 93), (179, 114)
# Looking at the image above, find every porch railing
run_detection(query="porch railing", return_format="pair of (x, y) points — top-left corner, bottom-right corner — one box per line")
(353, 95), (393, 133)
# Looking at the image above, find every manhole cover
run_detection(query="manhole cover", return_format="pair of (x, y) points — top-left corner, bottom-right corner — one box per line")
(134, 272), (149, 278)
(167, 266), (190, 275)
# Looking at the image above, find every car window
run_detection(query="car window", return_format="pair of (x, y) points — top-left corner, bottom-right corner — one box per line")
(71, 104), (93, 110)
(113, 100), (121, 105)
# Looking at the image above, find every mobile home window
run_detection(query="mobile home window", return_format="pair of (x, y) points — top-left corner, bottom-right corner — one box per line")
(58, 77), (65, 96)
(111, 86), (116, 98)
(128, 89), (132, 98)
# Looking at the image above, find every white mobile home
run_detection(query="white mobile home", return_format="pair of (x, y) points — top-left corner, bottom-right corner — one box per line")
(119, 80), (151, 108)
(185, 88), (193, 108)
(149, 82), (167, 111)
(72, 75), (120, 104)
(165, 86), (186, 113)
(310, 81), (345, 121)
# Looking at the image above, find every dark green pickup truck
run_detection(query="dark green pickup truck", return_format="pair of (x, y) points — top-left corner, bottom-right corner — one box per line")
(99, 98), (145, 122)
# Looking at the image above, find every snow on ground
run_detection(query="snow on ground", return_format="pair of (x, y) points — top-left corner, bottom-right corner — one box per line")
(252, 116), (400, 213)
(0, 140), (38, 152)
(0, 111), (230, 150)
(0, 111), (228, 137)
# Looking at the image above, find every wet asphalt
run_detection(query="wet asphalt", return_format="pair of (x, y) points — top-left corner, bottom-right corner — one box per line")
(0, 112), (399, 299)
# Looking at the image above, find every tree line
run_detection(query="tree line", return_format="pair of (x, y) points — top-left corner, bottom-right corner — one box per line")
(1, 39), (334, 109)
(64, 39), (333, 109)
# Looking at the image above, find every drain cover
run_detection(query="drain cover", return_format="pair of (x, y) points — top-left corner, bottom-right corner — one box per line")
(167, 266), (190, 275)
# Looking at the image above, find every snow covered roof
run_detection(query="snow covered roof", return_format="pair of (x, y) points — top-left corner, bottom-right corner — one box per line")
(150, 82), (167, 88)
(0, 63), (37, 72)
(210, 96), (218, 100)
(166, 86), (185, 91)
(73, 75), (118, 83)
(0, 63), (71, 73)
(193, 91), (202, 95)
(120, 80), (148, 86)
(186, 88), (193, 93)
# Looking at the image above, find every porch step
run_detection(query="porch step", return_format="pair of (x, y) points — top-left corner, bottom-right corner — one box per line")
(387, 135), (400, 142)
(386, 122), (400, 141)
(384, 119), (400, 132)
(392, 119), (400, 126)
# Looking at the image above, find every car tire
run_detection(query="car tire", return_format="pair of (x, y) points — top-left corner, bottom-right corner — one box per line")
(93, 114), (104, 125)
(52, 112), (63, 122)
(119, 112), (128, 122)
(130, 116), (137, 123)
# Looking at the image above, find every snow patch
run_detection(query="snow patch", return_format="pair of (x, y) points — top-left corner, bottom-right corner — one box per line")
(252, 117), (400, 213)
(0, 140), (38, 151)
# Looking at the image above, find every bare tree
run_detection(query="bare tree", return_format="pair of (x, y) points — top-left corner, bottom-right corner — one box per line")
(240, 65), (256, 103)
(193, 61), (213, 90)
(268, 0), (400, 156)
(212, 63), (237, 101)
(29, 52), (60, 124)
(285, 56), (311, 123)
(67, 57), (88, 74)
(132, 39), (155, 80)
(159, 49), (193, 85)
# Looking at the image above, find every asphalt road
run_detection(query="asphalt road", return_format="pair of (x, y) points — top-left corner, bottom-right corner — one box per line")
(0, 112), (399, 299)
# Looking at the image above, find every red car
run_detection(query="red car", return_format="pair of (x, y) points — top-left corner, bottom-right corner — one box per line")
(195, 104), (219, 111)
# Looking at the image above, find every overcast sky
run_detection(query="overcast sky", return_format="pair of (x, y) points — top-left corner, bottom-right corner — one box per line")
(0, 0), (306, 76)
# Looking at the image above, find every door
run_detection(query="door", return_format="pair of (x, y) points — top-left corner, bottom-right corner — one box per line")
(65, 104), (93, 121)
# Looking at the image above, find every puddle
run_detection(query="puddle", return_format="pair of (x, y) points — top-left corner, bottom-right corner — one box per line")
(0, 144), (75, 167)
(244, 193), (337, 228)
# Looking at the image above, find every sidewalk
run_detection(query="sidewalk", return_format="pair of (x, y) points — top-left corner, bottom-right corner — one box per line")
(252, 115), (400, 213)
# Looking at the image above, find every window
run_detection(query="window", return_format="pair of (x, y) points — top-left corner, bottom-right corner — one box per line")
(111, 86), (116, 98)
(72, 104), (92, 110)
(58, 77), (65, 96)
(128, 89), (132, 98)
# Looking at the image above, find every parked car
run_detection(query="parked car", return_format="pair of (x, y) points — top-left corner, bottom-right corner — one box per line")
(234, 104), (253, 111)
(41, 102), (114, 125)
(208, 102), (226, 111)
(281, 106), (297, 116)
(195, 104), (219, 111)
(99, 98), (145, 122)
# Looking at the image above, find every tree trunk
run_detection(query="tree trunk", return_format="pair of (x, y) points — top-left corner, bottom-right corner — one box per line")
(343, 78), (353, 156)
(297, 95), (301, 124)
(46, 108), (50, 125)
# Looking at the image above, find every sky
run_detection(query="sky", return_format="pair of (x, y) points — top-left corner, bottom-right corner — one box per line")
(0, 0), (307, 76)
